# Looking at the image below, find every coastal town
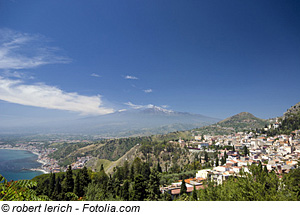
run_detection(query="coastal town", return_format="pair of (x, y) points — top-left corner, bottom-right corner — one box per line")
(0, 141), (92, 174)
(161, 125), (300, 198)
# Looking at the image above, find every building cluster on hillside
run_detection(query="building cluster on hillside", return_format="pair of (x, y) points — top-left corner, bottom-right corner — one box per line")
(162, 129), (300, 199)
(70, 156), (92, 170)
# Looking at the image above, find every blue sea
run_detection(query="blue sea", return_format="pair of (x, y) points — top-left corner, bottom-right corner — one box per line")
(0, 149), (44, 181)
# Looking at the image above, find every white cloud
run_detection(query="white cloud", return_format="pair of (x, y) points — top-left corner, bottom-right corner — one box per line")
(118, 109), (127, 112)
(124, 102), (173, 113)
(2, 70), (34, 79)
(0, 77), (114, 115)
(124, 75), (138, 80)
(0, 29), (70, 70)
(143, 89), (152, 93)
(124, 102), (153, 109)
(91, 73), (101, 78)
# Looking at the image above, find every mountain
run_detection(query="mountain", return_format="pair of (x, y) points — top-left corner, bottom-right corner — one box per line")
(217, 112), (267, 129)
(69, 106), (220, 136)
(0, 106), (220, 137)
(191, 112), (267, 135)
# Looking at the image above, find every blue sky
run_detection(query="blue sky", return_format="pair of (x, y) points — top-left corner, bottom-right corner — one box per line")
(0, 0), (299, 121)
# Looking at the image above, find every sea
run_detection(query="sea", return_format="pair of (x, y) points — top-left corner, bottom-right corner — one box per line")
(0, 149), (44, 181)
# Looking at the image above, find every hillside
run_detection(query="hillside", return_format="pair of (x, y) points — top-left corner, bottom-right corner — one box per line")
(217, 112), (266, 129)
(264, 101), (300, 135)
(48, 111), (268, 168)
(284, 102), (300, 117)
(191, 112), (267, 136)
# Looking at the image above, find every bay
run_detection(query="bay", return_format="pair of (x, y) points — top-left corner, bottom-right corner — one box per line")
(0, 149), (43, 181)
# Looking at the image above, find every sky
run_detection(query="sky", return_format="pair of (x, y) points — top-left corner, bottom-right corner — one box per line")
(0, 0), (299, 122)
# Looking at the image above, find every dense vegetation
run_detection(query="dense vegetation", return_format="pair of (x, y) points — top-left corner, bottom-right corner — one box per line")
(197, 164), (300, 201)
(33, 158), (163, 201)
(0, 174), (49, 201)
(4, 157), (300, 201)
(90, 137), (153, 161)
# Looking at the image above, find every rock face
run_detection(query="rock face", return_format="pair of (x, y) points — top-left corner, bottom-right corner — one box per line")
(284, 102), (300, 117)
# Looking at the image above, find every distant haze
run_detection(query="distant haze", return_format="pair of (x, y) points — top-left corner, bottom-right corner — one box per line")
(0, 106), (220, 137)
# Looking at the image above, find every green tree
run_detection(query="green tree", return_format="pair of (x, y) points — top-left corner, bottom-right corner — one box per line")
(131, 174), (146, 201)
(204, 151), (209, 163)
(48, 173), (56, 197)
(52, 176), (62, 200)
(85, 183), (106, 201)
(157, 160), (162, 173)
(132, 157), (143, 175)
(141, 162), (151, 181)
(243, 145), (249, 156)
(191, 185), (197, 201)
(73, 172), (81, 197)
(122, 179), (130, 201)
(216, 157), (219, 167)
(123, 160), (130, 180)
(107, 175), (115, 198)
(147, 170), (161, 200)
(63, 166), (74, 193)
(180, 179), (187, 195)
(81, 166), (91, 187)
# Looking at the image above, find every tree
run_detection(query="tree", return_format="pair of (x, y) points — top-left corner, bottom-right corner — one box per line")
(85, 183), (106, 201)
(73, 167), (90, 197)
(131, 174), (146, 201)
(157, 160), (162, 173)
(129, 164), (135, 181)
(63, 166), (74, 193)
(204, 151), (209, 163)
(147, 170), (161, 201)
(49, 173), (56, 197)
(122, 180), (130, 201)
(81, 166), (91, 187)
(123, 160), (130, 180)
(73, 172), (81, 197)
(107, 175), (115, 198)
(191, 185), (197, 201)
(243, 145), (249, 156)
(132, 157), (143, 175)
(93, 168), (109, 188)
(53, 176), (62, 200)
(216, 157), (219, 167)
(141, 162), (151, 181)
(180, 179), (187, 195)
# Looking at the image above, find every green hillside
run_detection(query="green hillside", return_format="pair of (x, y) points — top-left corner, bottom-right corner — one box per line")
(49, 111), (268, 168)
(192, 112), (267, 135)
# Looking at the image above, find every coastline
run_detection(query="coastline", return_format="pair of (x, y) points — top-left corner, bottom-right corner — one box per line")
(29, 168), (49, 174)
(0, 147), (50, 174)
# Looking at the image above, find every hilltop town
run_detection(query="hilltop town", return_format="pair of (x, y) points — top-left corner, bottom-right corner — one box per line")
(161, 122), (300, 198)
